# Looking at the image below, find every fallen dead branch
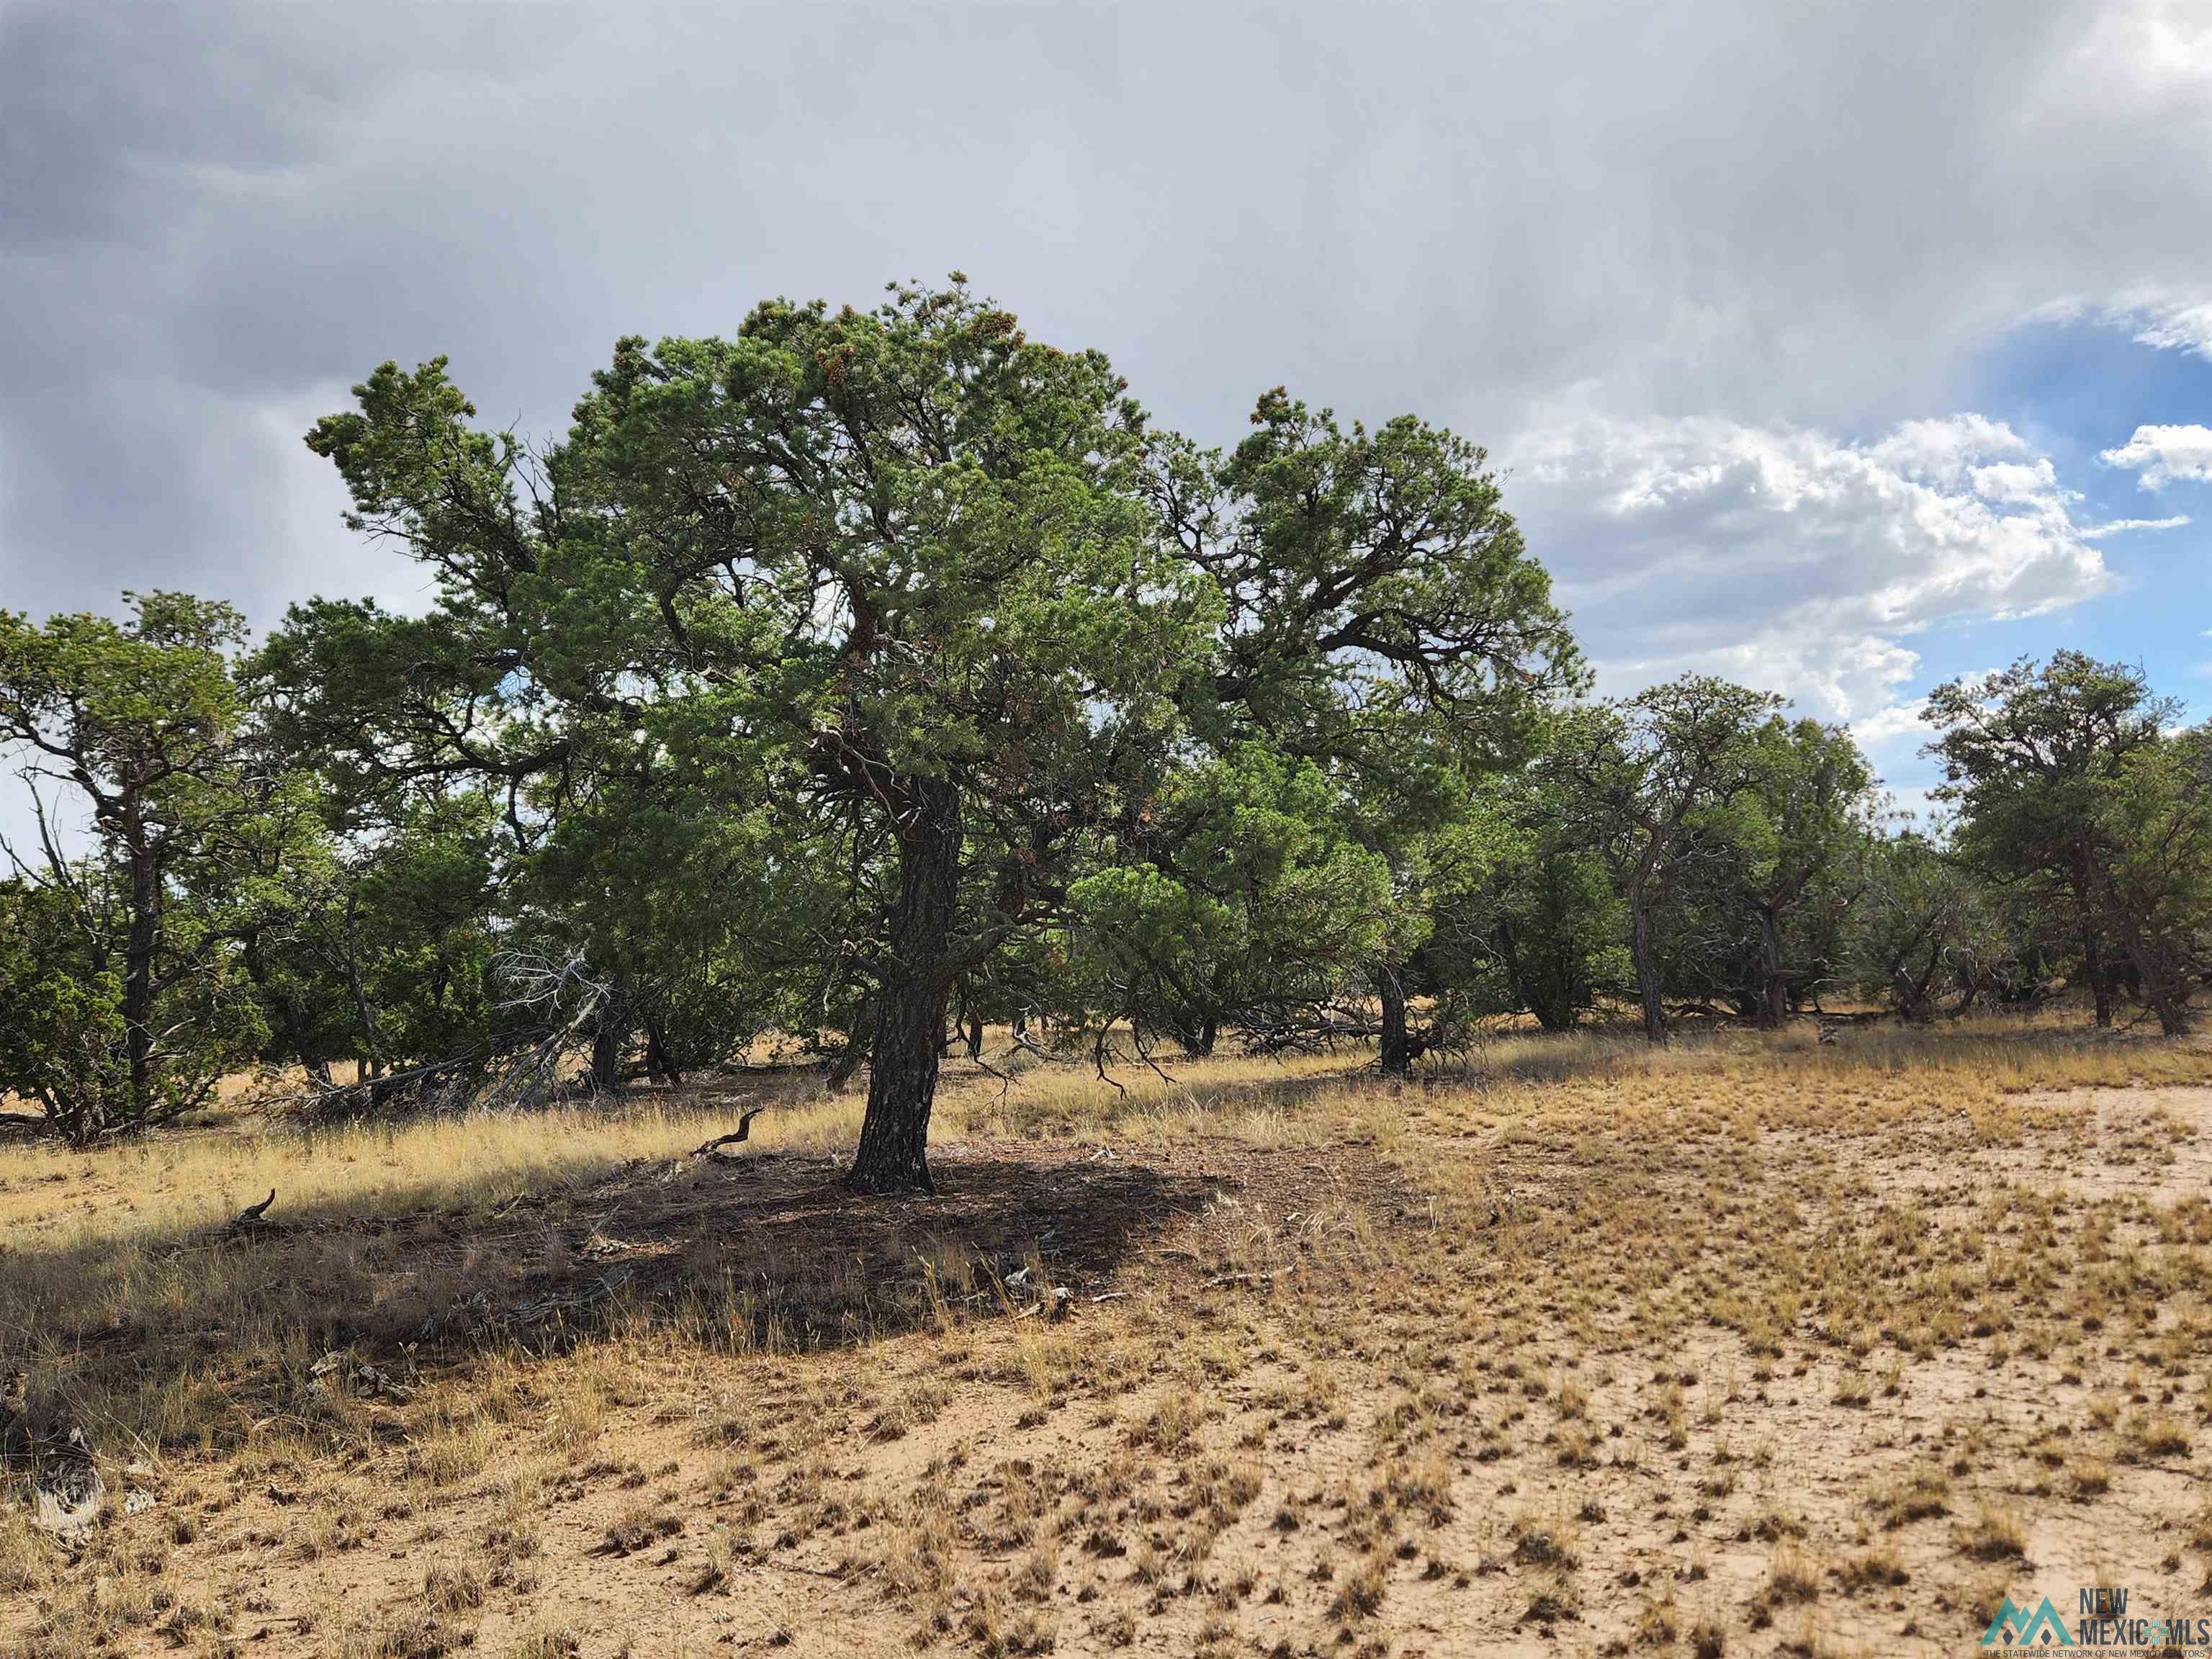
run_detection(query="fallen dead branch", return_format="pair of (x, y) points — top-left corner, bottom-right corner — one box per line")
(225, 1188), (287, 1237)
(691, 1104), (767, 1157)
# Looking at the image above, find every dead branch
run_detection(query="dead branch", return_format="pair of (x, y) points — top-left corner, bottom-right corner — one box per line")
(691, 1104), (767, 1157)
(225, 1188), (287, 1237)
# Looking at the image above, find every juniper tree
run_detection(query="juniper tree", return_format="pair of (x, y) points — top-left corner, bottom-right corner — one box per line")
(282, 279), (1578, 1185)
(1062, 743), (1394, 1058)
(1927, 652), (2207, 1034)
(1729, 718), (1876, 1026)
(1146, 390), (1581, 1073)
(1419, 768), (1628, 1034)
(1545, 678), (1781, 1043)
(0, 593), (300, 1140)
(281, 283), (1218, 1191)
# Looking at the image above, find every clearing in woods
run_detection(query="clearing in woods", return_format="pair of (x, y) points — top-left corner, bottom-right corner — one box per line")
(5, 1020), (2212, 1658)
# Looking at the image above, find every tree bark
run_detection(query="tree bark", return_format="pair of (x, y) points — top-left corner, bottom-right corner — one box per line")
(590, 1018), (624, 1094)
(2082, 929), (2115, 1028)
(2149, 991), (2195, 1037)
(849, 778), (962, 1195)
(825, 1021), (869, 1090)
(1494, 917), (1528, 1018)
(343, 887), (382, 1075)
(1755, 905), (1786, 1031)
(643, 1017), (681, 1086)
(1630, 891), (1668, 1044)
(1375, 963), (1411, 1076)
(2113, 916), (2195, 1037)
(1892, 974), (1933, 1023)
(119, 822), (158, 1136)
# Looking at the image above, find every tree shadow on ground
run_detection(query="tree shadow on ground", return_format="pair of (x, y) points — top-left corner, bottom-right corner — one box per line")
(393, 1145), (1241, 1351)
(2, 1138), (1390, 1449)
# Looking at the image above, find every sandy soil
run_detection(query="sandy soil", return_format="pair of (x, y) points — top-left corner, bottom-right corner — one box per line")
(6, 1053), (2211, 1658)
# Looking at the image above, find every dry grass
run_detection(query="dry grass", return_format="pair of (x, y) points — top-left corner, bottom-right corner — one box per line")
(3, 1015), (2210, 1656)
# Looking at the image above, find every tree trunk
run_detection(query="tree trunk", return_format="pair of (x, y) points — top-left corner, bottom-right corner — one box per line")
(1630, 893), (1668, 1044)
(2116, 920), (2195, 1037)
(590, 1020), (623, 1094)
(2083, 930), (2115, 1028)
(1892, 963), (1936, 1024)
(1494, 917), (1527, 1016)
(2148, 989), (2195, 1037)
(643, 1017), (681, 1086)
(964, 1008), (984, 1061)
(120, 828), (158, 1134)
(343, 887), (382, 1073)
(590, 986), (626, 1094)
(1375, 963), (1411, 1076)
(825, 1022), (869, 1090)
(849, 778), (962, 1195)
(1755, 905), (1786, 1031)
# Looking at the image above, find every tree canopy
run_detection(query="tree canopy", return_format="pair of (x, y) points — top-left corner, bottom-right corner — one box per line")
(262, 281), (1578, 1190)
(1, 282), (2204, 1164)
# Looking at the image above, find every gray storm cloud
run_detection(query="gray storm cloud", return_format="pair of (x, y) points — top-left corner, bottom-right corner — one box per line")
(1, 0), (2208, 731)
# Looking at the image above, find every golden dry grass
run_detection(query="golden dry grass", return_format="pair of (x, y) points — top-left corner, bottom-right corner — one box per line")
(4, 1016), (2211, 1656)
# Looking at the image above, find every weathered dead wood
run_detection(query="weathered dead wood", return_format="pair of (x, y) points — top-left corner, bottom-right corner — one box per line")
(226, 1189), (288, 1236)
(691, 1104), (767, 1158)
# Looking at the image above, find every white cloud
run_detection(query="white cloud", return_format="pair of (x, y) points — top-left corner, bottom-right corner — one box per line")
(0, 0), (2207, 832)
(2100, 424), (2212, 489)
(2110, 293), (2212, 360)
(1849, 697), (1933, 750)
(2078, 513), (2191, 534)
(2034, 290), (2212, 362)
(1508, 413), (2111, 729)
(6, 0), (2212, 633)
(1968, 459), (2069, 508)
(2128, 303), (2212, 357)
(1864, 414), (2032, 486)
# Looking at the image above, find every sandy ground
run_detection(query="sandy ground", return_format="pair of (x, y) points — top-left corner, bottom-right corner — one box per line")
(6, 1050), (2212, 1658)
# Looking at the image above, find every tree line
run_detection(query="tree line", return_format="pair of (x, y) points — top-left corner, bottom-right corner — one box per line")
(2, 282), (2207, 1187)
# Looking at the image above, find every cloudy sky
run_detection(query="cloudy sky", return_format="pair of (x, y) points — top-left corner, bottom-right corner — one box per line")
(4, 0), (2211, 812)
